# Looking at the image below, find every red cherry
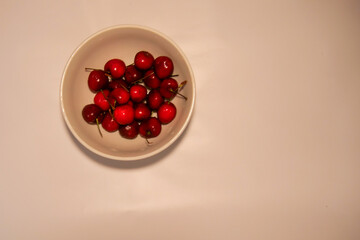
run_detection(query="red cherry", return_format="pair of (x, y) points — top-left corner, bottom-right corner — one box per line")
(82, 104), (103, 124)
(84, 53), (185, 140)
(158, 102), (177, 124)
(119, 121), (139, 139)
(143, 70), (161, 89)
(147, 89), (164, 110)
(134, 103), (151, 121)
(101, 112), (119, 132)
(139, 117), (162, 139)
(134, 51), (154, 71)
(154, 56), (174, 79)
(124, 65), (143, 83)
(111, 88), (130, 105)
(104, 59), (126, 79)
(94, 90), (111, 111)
(88, 70), (109, 92)
(159, 78), (178, 99)
(113, 105), (135, 125)
(130, 84), (147, 103)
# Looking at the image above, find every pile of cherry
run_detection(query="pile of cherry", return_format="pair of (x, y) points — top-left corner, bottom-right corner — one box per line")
(82, 51), (187, 141)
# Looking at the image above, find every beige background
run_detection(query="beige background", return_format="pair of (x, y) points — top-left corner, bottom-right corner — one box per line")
(1, 0), (360, 239)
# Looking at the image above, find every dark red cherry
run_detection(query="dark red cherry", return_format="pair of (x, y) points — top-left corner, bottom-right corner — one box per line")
(119, 121), (139, 139)
(101, 112), (119, 132)
(113, 105), (135, 125)
(124, 65), (143, 83)
(88, 70), (109, 92)
(147, 89), (164, 110)
(107, 95), (117, 109)
(158, 102), (177, 124)
(111, 87), (130, 105)
(127, 100), (134, 108)
(104, 59), (126, 79)
(139, 117), (162, 139)
(159, 78), (178, 99)
(143, 70), (161, 89)
(82, 104), (103, 124)
(134, 103), (151, 121)
(154, 56), (174, 79)
(130, 84), (147, 103)
(134, 51), (154, 71)
(96, 111), (106, 123)
(108, 79), (129, 90)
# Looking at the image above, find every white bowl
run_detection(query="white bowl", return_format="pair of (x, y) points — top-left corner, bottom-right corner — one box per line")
(60, 25), (195, 161)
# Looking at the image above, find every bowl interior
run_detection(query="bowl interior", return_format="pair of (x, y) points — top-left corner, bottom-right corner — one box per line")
(61, 26), (195, 160)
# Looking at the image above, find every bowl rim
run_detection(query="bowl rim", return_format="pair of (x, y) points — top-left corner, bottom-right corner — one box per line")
(60, 24), (196, 161)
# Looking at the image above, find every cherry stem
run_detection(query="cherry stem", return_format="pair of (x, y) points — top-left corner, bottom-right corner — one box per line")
(120, 83), (129, 92)
(178, 80), (187, 92)
(96, 118), (103, 138)
(145, 138), (152, 145)
(170, 89), (187, 101)
(130, 71), (154, 85)
(85, 67), (109, 74)
(108, 109), (114, 118)
(85, 67), (112, 79)
(85, 67), (101, 72)
(145, 131), (153, 144)
(100, 89), (115, 110)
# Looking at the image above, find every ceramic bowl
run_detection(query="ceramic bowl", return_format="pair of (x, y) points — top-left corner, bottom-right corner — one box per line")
(60, 25), (195, 161)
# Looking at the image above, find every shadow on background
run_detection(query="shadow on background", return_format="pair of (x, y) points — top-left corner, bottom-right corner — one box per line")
(63, 118), (192, 169)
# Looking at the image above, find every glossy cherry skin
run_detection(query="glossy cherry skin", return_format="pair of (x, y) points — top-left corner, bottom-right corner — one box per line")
(143, 70), (161, 89)
(134, 103), (151, 121)
(108, 79), (129, 90)
(139, 117), (162, 138)
(113, 105), (135, 125)
(88, 70), (109, 92)
(147, 89), (164, 110)
(124, 65), (143, 83)
(158, 102), (177, 124)
(94, 89), (111, 111)
(130, 84), (147, 103)
(104, 59), (126, 79)
(134, 51), (154, 71)
(111, 87), (130, 105)
(154, 56), (174, 79)
(159, 78), (178, 99)
(119, 121), (139, 139)
(101, 112), (119, 132)
(82, 104), (103, 124)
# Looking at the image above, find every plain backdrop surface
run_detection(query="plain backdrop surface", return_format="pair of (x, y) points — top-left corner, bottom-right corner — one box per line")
(1, 0), (360, 239)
